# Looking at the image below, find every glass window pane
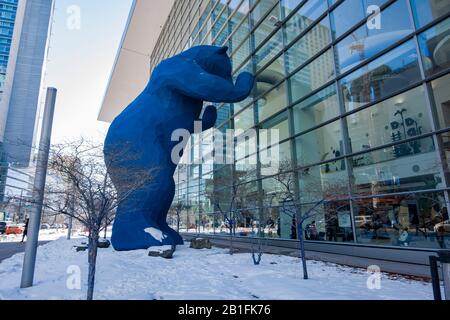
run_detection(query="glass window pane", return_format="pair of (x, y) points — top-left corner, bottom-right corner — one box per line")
(295, 120), (343, 166)
(285, 17), (331, 71)
(251, 0), (279, 27)
(437, 132), (450, 186)
(254, 4), (281, 48)
(330, 0), (388, 40)
(347, 86), (433, 153)
(283, 0), (328, 44)
(353, 192), (449, 249)
(418, 17), (450, 77)
(351, 136), (442, 196)
(298, 162), (349, 203)
(293, 84), (340, 134)
(335, 0), (414, 74)
(411, 0), (450, 28)
(341, 40), (422, 112)
(255, 53), (285, 100)
(289, 48), (335, 102)
(256, 81), (287, 123)
(234, 106), (255, 132)
(260, 111), (290, 141)
(230, 15), (250, 52)
(254, 29), (283, 72)
(231, 37), (251, 70)
(300, 200), (354, 243)
(431, 73), (450, 130)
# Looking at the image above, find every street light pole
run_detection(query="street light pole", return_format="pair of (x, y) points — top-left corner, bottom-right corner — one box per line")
(20, 88), (57, 288)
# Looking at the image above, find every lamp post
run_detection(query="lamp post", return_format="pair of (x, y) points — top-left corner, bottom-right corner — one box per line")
(20, 88), (57, 288)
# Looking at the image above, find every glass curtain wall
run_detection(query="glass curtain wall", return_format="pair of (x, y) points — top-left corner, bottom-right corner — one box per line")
(151, 0), (450, 249)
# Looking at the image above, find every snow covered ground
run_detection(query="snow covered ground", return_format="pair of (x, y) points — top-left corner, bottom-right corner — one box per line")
(0, 229), (69, 243)
(0, 238), (434, 300)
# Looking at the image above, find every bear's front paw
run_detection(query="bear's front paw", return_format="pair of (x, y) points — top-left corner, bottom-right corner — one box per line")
(202, 105), (218, 131)
(235, 72), (255, 95)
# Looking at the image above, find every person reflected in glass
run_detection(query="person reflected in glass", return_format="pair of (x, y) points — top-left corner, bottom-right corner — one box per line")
(305, 220), (319, 240)
(326, 211), (339, 242)
(434, 207), (449, 249)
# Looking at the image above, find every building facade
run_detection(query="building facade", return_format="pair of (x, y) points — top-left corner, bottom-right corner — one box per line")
(1, 0), (53, 166)
(0, 0), (53, 201)
(101, 0), (450, 255)
(150, 0), (450, 251)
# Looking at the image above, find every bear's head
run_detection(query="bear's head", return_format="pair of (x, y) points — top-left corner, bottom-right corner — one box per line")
(180, 45), (233, 83)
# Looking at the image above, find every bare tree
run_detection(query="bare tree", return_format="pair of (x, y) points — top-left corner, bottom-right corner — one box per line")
(20, 139), (156, 300)
(205, 164), (258, 255)
(168, 201), (190, 232)
(271, 160), (349, 279)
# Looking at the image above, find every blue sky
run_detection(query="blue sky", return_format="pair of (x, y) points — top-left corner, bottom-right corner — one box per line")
(44, 0), (133, 143)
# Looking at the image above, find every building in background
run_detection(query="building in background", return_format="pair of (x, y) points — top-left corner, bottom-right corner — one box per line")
(100, 0), (450, 262)
(0, 0), (54, 201)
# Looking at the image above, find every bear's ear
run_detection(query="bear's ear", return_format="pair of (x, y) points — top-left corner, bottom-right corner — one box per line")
(217, 46), (228, 54)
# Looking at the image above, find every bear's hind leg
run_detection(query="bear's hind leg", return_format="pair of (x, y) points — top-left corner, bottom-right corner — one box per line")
(111, 191), (174, 251)
(156, 178), (184, 245)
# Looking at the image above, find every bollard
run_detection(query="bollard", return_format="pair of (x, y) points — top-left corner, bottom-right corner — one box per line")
(429, 256), (442, 300)
(438, 250), (450, 300)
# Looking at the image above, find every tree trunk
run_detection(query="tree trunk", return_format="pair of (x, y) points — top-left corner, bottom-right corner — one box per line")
(87, 228), (99, 300)
(103, 222), (108, 239)
(67, 216), (72, 240)
(177, 213), (180, 232)
(297, 222), (308, 280)
(229, 217), (234, 255)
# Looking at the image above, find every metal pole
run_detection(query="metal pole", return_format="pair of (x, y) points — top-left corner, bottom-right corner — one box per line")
(429, 256), (442, 300)
(20, 88), (57, 288)
(438, 250), (450, 300)
(17, 189), (23, 222)
(67, 216), (72, 240)
(67, 191), (74, 240)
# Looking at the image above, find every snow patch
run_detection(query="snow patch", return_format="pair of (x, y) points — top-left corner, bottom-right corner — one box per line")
(144, 227), (167, 242)
(0, 230), (68, 243)
(0, 238), (436, 300)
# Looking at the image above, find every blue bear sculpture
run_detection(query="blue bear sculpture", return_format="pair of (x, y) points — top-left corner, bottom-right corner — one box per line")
(104, 45), (254, 251)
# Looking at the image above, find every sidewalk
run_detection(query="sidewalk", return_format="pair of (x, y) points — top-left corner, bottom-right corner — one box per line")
(183, 234), (433, 280)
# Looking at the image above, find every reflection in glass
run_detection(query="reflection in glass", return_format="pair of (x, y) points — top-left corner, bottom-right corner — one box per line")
(351, 137), (441, 197)
(295, 120), (343, 167)
(234, 106), (255, 132)
(230, 15), (250, 52)
(254, 29), (283, 72)
(298, 162), (349, 204)
(354, 192), (449, 249)
(330, 0), (387, 40)
(341, 40), (421, 112)
(347, 86), (432, 153)
(301, 201), (354, 243)
(231, 37), (251, 70)
(293, 84), (340, 134)
(437, 132), (450, 187)
(285, 17), (331, 71)
(411, 0), (450, 28)
(289, 48), (335, 102)
(260, 111), (289, 141)
(251, 0), (279, 27)
(431, 73), (450, 129)
(418, 17), (450, 77)
(283, 0), (329, 45)
(334, 0), (413, 74)
(256, 82), (287, 123)
(254, 4), (281, 49)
